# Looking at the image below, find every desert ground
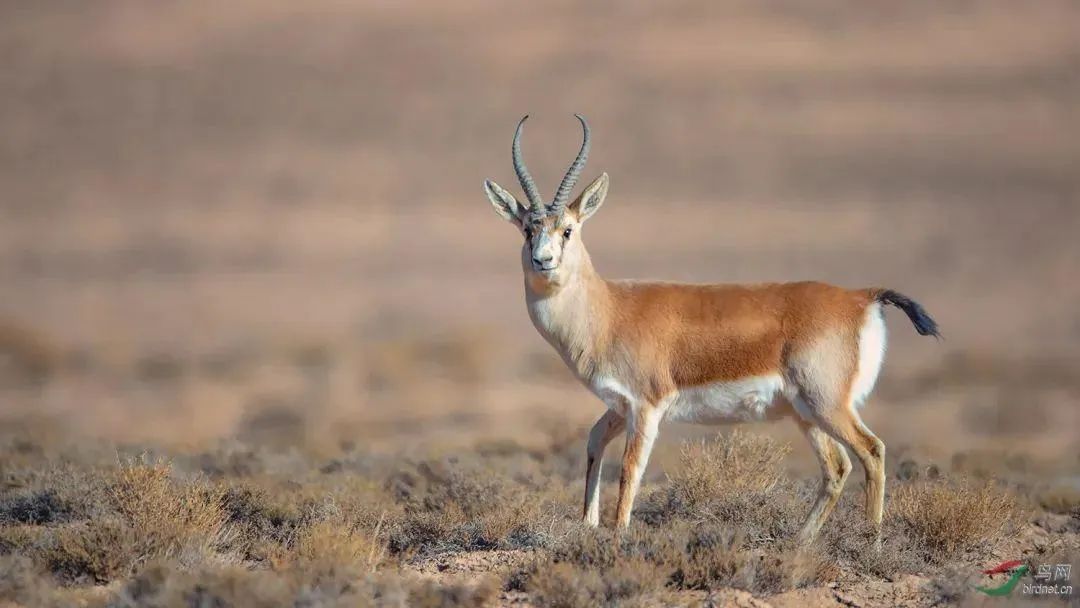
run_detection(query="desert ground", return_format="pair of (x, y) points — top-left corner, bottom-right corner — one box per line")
(1, 1), (1078, 606)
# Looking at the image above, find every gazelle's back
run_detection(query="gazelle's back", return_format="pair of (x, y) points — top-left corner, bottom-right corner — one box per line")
(604, 280), (875, 394)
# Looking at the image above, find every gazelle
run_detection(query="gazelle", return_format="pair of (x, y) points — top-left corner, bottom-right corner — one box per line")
(483, 115), (940, 543)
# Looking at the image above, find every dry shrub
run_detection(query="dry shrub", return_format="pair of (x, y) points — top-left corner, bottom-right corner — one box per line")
(107, 457), (233, 565)
(0, 489), (72, 525)
(528, 558), (666, 608)
(109, 562), (497, 608)
(111, 561), (288, 608)
(0, 524), (41, 555)
(286, 516), (387, 581)
(219, 484), (310, 564)
(386, 458), (552, 555)
(658, 431), (790, 512)
(666, 524), (831, 594)
(927, 564), (981, 607)
(519, 520), (834, 603)
(0, 554), (52, 605)
(393, 574), (501, 608)
(546, 524), (687, 575)
(639, 431), (799, 540)
(1033, 482), (1080, 515)
(891, 478), (1023, 562)
(0, 463), (117, 526)
(818, 505), (923, 579)
(45, 518), (134, 584)
(0, 555), (108, 608)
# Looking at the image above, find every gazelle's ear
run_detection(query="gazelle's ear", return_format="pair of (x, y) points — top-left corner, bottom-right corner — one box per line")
(569, 173), (608, 222)
(484, 180), (524, 225)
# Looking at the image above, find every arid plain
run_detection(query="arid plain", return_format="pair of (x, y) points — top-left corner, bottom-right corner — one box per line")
(1, 1), (1078, 606)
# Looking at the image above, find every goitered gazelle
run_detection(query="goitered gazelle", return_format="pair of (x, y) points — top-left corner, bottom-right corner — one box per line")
(483, 115), (940, 543)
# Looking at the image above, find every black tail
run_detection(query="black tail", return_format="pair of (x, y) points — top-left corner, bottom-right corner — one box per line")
(875, 289), (941, 339)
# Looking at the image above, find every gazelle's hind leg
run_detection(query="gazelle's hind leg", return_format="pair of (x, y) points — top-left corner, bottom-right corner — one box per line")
(800, 391), (886, 543)
(817, 409), (886, 535)
(790, 327), (887, 541)
(583, 409), (625, 526)
(795, 420), (852, 545)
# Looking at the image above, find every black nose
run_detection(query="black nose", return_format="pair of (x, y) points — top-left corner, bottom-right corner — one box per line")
(533, 254), (553, 265)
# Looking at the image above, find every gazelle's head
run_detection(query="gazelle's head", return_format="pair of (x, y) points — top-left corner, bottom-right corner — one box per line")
(484, 115), (609, 287)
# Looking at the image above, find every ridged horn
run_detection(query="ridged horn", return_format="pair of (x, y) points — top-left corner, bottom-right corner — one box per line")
(512, 115), (543, 211)
(549, 114), (590, 215)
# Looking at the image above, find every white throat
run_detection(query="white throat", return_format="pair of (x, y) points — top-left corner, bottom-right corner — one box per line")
(524, 250), (608, 380)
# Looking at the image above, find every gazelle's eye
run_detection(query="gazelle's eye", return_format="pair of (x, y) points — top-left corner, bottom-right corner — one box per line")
(563, 227), (573, 239)
(523, 226), (532, 239)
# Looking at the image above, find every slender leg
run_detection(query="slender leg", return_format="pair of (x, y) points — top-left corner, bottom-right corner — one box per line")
(795, 421), (852, 545)
(614, 407), (662, 528)
(583, 410), (626, 526)
(816, 410), (886, 539)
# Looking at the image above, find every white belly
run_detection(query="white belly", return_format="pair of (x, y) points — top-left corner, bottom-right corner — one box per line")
(664, 374), (788, 424)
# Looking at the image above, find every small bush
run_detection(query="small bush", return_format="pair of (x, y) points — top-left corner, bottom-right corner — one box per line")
(0, 490), (71, 525)
(818, 505), (923, 578)
(287, 516), (387, 581)
(0, 524), (41, 555)
(638, 431), (800, 541)
(386, 458), (552, 555)
(107, 457), (233, 566)
(111, 562), (289, 608)
(1033, 482), (1080, 515)
(522, 519), (834, 601)
(110, 562), (498, 608)
(528, 558), (666, 608)
(44, 518), (134, 584)
(392, 575), (500, 608)
(891, 478), (1022, 562)
(0, 554), (52, 605)
(668, 431), (790, 511)
(219, 484), (309, 564)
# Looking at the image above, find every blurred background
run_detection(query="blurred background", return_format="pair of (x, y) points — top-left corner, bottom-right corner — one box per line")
(1, 0), (1077, 475)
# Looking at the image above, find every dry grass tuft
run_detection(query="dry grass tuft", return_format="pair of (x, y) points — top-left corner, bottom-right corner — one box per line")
(891, 478), (1024, 561)
(528, 558), (666, 608)
(0, 555), (53, 606)
(111, 562), (289, 607)
(388, 574), (501, 608)
(515, 517), (835, 605)
(670, 431), (791, 506)
(287, 515), (387, 581)
(639, 431), (799, 541)
(0, 490), (72, 526)
(45, 518), (134, 584)
(107, 561), (498, 608)
(107, 457), (233, 565)
(1033, 482), (1080, 515)
(386, 458), (554, 555)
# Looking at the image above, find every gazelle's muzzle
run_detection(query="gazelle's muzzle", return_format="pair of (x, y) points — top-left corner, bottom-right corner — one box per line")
(530, 232), (561, 272)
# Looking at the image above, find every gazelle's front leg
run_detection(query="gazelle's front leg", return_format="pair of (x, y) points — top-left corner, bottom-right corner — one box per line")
(614, 406), (663, 528)
(583, 409), (626, 526)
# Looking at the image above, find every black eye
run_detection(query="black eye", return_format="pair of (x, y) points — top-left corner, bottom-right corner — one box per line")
(523, 226), (533, 239)
(563, 227), (573, 239)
